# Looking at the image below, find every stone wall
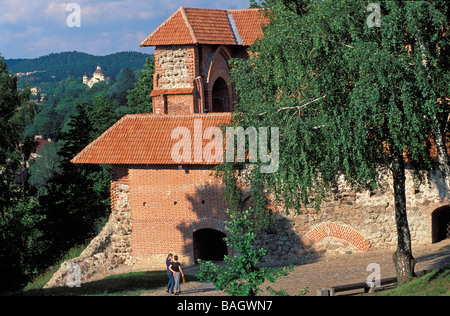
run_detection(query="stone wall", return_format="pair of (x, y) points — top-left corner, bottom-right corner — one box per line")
(128, 164), (230, 270)
(45, 166), (447, 287)
(254, 168), (448, 264)
(155, 46), (194, 90)
(44, 189), (132, 288)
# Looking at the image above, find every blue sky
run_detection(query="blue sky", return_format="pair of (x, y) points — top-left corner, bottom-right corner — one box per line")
(0, 0), (250, 59)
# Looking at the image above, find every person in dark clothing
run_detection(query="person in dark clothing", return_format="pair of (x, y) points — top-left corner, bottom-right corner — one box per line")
(169, 255), (184, 295)
(166, 253), (174, 293)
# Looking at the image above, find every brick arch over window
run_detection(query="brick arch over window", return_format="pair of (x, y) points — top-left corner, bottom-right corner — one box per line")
(206, 46), (233, 113)
(302, 223), (371, 252)
(188, 217), (226, 234)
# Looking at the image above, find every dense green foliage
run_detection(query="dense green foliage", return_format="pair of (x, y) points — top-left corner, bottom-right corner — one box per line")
(0, 56), (42, 291)
(0, 51), (154, 293)
(6, 51), (152, 84)
(127, 57), (154, 113)
(222, 0), (449, 282)
(197, 208), (292, 296)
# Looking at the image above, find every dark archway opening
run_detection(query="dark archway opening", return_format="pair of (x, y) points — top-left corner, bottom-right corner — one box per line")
(193, 229), (227, 262)
(211, 77), (230, 113)
(432, 206), (450, 243)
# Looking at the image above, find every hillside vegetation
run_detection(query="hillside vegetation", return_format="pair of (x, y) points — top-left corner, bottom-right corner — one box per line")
(6, 51), (153, 84)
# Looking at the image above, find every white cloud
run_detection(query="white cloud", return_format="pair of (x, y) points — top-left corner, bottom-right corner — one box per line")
(0, 0), (249, 58)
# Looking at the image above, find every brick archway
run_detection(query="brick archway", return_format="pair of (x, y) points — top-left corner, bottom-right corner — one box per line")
(187, 217), (228, 263)
(206, 46), (233, 113)
(302, 223), (371, 252)
(188, 217), (226, 234)
(431, 205), (450, 243)
(211, 77), (230, 112)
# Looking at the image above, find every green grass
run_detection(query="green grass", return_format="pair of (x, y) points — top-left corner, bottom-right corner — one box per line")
(377, 265), (450, 296)
(19, 243), (198, 296)
(23, 244), (87, 291)
(17, 271), (197, 296)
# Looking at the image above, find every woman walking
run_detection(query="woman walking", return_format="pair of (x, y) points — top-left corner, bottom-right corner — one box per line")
(169, 255), (184, 295)
(165, 253), (174, 293)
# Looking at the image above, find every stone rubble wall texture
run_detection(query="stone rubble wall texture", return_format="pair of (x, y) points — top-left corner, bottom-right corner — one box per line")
(44, 189), (132, 288)
(45, 167), (447, 287)
(155, 46), (193, 89)
(254, 168), (448, 263)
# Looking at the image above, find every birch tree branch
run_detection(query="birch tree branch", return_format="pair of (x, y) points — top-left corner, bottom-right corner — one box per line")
(259, 95), (327, 116)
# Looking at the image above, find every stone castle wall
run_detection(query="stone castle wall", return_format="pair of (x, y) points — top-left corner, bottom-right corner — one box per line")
(254, 168), (448, 263)
(45, 166), (447, 287)
(44, 189), (132, 288)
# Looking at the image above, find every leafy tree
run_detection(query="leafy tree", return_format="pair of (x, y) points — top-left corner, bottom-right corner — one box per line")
(225, 0), (449, 283)
(0, 195), (45, 292)
(197, 208), (292, 296)
(127, 57), (154, 113)
(249, 0), (267, 8)
(0, 55), (44, 292)
(28, 141), (62, 195)
(108, 67), (137, 106)
(86, 94), (122, 138)
(0, 56), (36, 201)
(37, 104), (110, 264)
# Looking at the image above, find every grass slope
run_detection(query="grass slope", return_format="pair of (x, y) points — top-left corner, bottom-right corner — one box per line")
(377, 265), (450, 296)
(18, 271), (197, 296)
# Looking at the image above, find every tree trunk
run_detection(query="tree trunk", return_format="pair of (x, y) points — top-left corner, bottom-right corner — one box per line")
(392, 148), (416, 284)
(435, 113), (450, 200)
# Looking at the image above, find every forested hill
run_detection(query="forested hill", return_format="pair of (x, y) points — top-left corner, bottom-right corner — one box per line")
(6, 51), (153, 82)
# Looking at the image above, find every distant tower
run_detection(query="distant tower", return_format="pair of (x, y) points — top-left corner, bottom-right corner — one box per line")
(83, 66), (105, 88)
(83, 72), (88, 85)
(93, 65), (105, 82)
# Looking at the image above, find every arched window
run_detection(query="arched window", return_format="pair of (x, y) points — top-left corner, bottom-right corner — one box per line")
(432, 206), (450, 243)
(211, 77), (230, 113)
(193, 228), (228, 262)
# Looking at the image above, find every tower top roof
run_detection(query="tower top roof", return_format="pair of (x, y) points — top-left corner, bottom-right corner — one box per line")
(140, 7), (269, 47)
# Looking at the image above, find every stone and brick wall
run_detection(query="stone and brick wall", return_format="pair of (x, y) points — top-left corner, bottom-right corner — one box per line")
(151, 44), (248, 115)
(46, 164), (447, 287)
(154, 45), (196, 90)
(254, 168), (448, 263)
(115, 164), (447, 269)
(126, 164), (230, 269)
(45, 187), (132, 288)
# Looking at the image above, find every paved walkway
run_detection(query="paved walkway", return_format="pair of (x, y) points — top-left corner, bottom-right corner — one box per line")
(142, 239), (450, 296)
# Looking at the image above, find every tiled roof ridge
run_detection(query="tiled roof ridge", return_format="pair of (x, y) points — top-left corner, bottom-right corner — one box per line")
(71, 113), (233, 163)
(226, 8), (264, 11)
(180, 7), (263, 12)
(122, 113), (232, 119)
(140, 8), (195, 46)
(71, 114), (129, 164)
(71, 112), (233, 165)
(180, 7), (199, 44)
(140, 6), (268, 47)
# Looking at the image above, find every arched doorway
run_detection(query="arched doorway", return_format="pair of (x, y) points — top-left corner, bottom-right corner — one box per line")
(211, 77), (230, 113)
(432, 206), (450, 243)
(193, 228), (227, 262)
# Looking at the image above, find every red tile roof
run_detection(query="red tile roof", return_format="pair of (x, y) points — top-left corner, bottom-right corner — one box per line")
(71, 114), (232, 165)
(229, 9), (268, 46)
(140, 7), (269, 47)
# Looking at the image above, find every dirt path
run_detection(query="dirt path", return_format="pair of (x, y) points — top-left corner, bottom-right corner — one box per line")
(141, 239), (450, 296)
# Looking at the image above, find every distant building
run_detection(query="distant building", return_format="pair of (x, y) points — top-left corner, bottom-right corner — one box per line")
(30, 86), (41, 96)
(83, 65), (105, 88)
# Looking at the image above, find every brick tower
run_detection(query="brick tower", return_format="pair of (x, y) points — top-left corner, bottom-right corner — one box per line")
(71, 7), (268, 268)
